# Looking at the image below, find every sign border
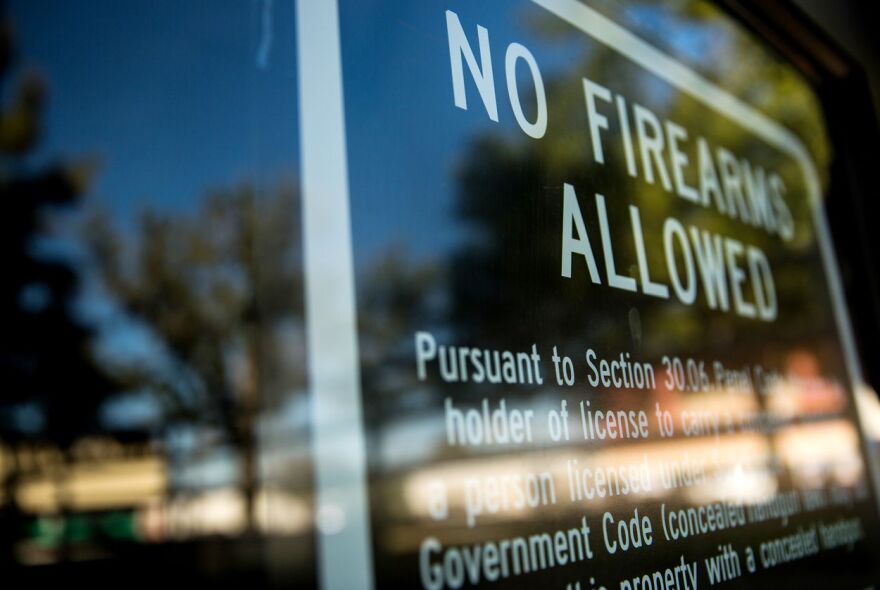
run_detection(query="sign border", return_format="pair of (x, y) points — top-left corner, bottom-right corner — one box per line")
(297, 1), (375, 589)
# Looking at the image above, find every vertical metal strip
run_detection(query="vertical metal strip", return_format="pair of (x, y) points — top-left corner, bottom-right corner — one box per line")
(296, 1), (374, 589)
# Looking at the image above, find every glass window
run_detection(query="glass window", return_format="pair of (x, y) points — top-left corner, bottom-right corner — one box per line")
(2, 0), (878, 588)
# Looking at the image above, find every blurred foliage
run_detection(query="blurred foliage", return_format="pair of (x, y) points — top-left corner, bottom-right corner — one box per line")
(85, 182), (305, 531)
(0, 17), (117, 564)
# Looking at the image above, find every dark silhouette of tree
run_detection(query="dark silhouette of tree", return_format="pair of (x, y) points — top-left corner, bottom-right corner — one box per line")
(0, 18), (116, 563)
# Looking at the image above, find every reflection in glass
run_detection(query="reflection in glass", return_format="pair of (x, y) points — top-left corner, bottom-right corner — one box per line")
(339, 0), (879, 587)
(1, 1), (313, 586)
(2, 0), (879, 588)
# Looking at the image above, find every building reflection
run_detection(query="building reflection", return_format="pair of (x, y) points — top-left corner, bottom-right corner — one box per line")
(377, 368), (871, 566)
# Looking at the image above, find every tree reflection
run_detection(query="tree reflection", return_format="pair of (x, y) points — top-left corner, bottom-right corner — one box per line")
(0, 19), (118, 563)
(86, 181), (304, 534)
(0, 11), (312, 573)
